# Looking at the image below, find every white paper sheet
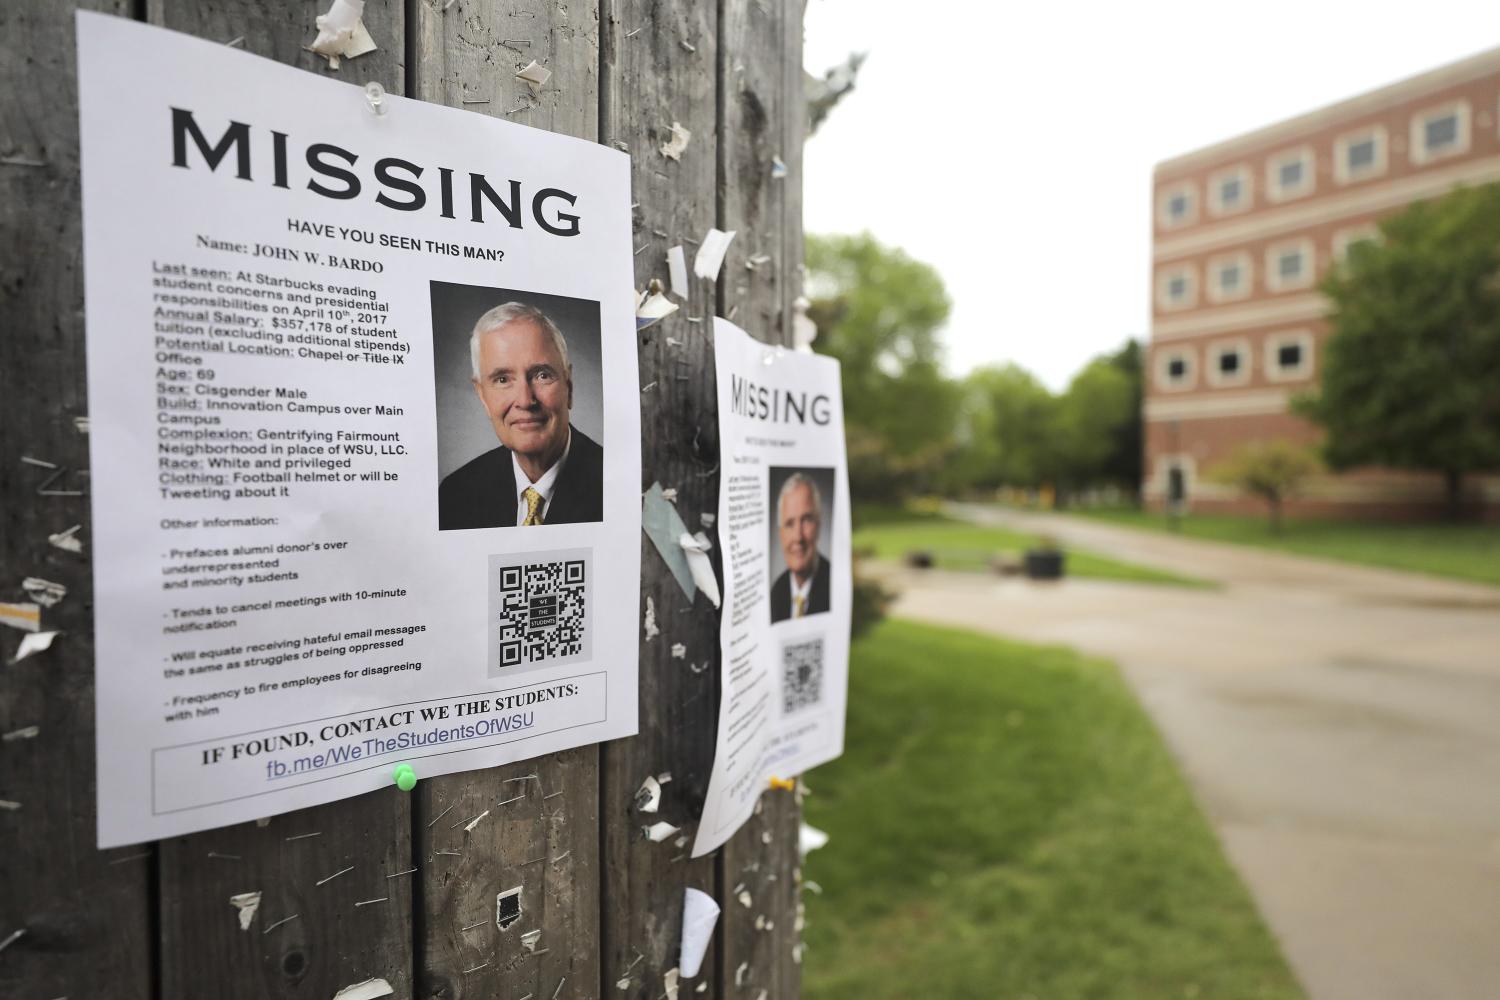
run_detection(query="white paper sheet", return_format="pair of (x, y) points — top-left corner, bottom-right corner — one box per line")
(77, 12), (640, 847)
(691, 320), (850, 856)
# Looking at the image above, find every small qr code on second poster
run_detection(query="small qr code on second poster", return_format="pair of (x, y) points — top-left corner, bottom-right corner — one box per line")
(488, 548), (592, 676)
(781, 637), (825, 714)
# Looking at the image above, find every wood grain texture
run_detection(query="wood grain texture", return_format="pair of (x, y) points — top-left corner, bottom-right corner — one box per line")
(145, 3), (415, 996)
(0, 3), (152, 999)
(412, 3), (603, 996)
(600, 0), (725, 997)
(716, 1), (805, 996)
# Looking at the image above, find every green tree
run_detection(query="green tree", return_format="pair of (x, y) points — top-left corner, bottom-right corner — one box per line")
(1297, 183), (1500, 518)
(807, 233), (958, 501)
(1208, 440), (1321, 534)
(1053, 352), (1139, 500)
(946, 363), (1057, 493)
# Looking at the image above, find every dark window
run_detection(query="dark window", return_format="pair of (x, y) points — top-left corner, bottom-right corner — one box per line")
(1347, 138), (1376, 171)
(1219, 351), (1240, 374)
(1278, 343), (1303, 369)
(1219, 264), (1241, 291)
(1167, 357), (1188, 379)
(1278, 159), (1304, 188)
(1425, 114), (1458, 152)
(1220, 177), (1241, 206)
(1278, 251), (1304, 279)
(1169, 193), (1189, 219)
(1168, 276), (1187, 299)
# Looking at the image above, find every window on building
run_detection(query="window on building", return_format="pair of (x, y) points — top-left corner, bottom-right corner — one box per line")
(1335, 126), (1387, 184)
(1411, 101), (1470, 164)
(1208, 166), (1251, 216)
(1267, 148), (1314, 201)
(1158, 183), (1196, 228)
(1158, 348), (1196, 390)
(1207, 252), (1252, 303)
(1265, 240), (1314, 292)
(1157, 266), (1196, 310)
(1207, 338), (1250, 386)
(1265, 330), (1315, 382)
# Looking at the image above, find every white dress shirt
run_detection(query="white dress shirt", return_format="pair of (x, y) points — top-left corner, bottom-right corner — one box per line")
(511, 430), (571, 525)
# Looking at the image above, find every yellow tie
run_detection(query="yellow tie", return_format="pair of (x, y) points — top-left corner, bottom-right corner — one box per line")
(521, 487), (544, 526)
(794, 594), (805, 618)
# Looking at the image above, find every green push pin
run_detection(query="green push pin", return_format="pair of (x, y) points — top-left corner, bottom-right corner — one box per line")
(393, 763), (417, 792)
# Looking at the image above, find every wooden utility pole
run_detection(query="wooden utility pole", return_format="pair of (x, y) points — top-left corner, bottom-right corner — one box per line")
(0, 0), (806, 996)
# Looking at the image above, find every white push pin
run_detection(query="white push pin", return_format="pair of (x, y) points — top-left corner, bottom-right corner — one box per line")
(365, 81), (388, 116)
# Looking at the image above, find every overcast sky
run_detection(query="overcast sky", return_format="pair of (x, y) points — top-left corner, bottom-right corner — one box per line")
(802, 0), (1498, 390)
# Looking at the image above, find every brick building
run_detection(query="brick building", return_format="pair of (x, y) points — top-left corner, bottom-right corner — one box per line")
(1147, 48), (1500, 518)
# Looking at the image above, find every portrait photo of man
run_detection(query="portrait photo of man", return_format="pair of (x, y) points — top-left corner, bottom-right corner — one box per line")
(769, 469), (835, 623)
(432, 283), (604, 530)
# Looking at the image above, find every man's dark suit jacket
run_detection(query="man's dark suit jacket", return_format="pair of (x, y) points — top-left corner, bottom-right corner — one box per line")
(438, 426), (604, 529)
(769, 553), (831, 623)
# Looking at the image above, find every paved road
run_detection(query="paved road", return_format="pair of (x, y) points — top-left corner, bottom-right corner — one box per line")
(878, 505), (1500, 1000)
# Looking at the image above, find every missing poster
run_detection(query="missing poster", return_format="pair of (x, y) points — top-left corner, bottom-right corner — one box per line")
(77, 12), (640, 847)
(692, 320), (851, 856)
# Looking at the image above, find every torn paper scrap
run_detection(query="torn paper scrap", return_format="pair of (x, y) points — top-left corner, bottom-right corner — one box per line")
(679, 532), (721, 609)
(516, 60), (551, 86)
(660, 122), (691, 161)
(332, 979), (395, 1000)
(635, 288), (680, 331)
(520, 929), (542, 952)
(799, 823), (829, 857)
(771, 155), (787, 180)
(644, 595), (660, 640)
(0, 603), (41, 633)
(47, 526), (84, 554)
(2, 726), (40, 742)
(664, 967), (681, 999)
(308, 0), (378, 70)
(792, 295), (817, 351)
(693, 229), (736, 280)
(679, 887), (719, 977)
(229, 891), (261, 931)
(74, 416), (90, 433)
(496, 885), (522, 929)
(645, 820), (680, 842)
(667, 246), (689, 298)
(21, 578), (66, 608)
(670, 643), (686, 659)
(9, 630), (60, 664)
(642, 482), (696, 599)
(737, 889), (752, 908)
(634, 775), (662, 813)
(657, 771), (673, 784)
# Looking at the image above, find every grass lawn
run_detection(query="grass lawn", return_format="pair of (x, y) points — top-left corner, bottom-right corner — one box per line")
(853, 505), (1208, 587)
(802, 620), (1303, 1000)
(1079, 508), (1500, 588)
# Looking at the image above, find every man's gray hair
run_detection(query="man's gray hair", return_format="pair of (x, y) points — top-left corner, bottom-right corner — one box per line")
(469, 302), (571, 379)
(777, 472), (823, 522)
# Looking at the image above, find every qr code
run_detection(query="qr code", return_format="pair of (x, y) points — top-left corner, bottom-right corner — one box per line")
(495, 557), (587, 669)
(781, 637), (825, 714)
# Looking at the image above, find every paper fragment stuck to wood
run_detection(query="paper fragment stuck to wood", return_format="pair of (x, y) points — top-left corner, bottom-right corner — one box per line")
(21, 577), (67, 608)
(229, 891), (261, 930)
(667, 246), (689, 298)
(332, 979), (395, 1000)
(679, 887), (720, 977)
(636, 287), (680, 331)
(0, 603), (41, 633)
(641, 482), (696, 598)
(515, 60), (551, 86)
(308, 0), (377, 70)
(645, 820), (680, 842)
(9, 630), (60, 664)
(678, 531), (721, 609)
(660, 122), (691, 161)
(693, 229), (736, 280)
(634, 775), (662, 813)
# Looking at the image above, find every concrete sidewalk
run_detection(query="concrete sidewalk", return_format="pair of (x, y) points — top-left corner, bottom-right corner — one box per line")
(879, 506), (1500, 1000)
